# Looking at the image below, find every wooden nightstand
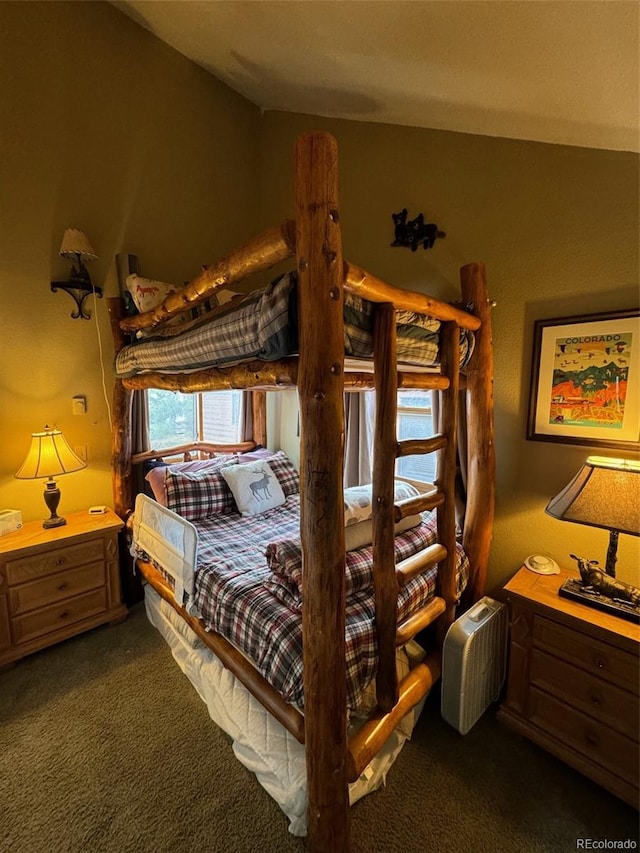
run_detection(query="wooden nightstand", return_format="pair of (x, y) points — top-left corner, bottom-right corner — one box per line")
(498, 565), (639, 808)
(0, 509), (126, 668)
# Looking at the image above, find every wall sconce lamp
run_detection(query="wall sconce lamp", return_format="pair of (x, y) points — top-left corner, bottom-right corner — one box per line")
(15, 426), (86, 528)
(545, 456), (640, 578)
(51, 228), (102, 319)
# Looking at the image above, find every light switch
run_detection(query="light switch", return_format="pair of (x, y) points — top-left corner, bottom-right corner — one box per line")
(72, 395), (86, 415)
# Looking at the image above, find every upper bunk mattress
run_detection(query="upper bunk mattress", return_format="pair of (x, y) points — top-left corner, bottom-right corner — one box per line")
(114, 271), (475, 378)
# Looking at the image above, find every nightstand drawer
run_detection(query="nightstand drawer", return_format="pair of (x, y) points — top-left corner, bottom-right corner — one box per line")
(9, 562), (106, 616)
(11, 588), (108, 645)
(529, 686), (639, 785)
(0, 597), (10, 651)
(6, 539), (104, 586)
(531, 649), (638, 740)
(533, 615), (639, 693)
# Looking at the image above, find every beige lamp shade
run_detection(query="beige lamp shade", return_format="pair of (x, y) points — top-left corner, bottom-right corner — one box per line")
(545, 456), (640, 536)
(15, 427), (86, 480)
(58, 229), (98, 262)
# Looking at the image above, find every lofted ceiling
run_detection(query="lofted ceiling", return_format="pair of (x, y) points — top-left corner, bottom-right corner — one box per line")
(112, 1), (639, 153)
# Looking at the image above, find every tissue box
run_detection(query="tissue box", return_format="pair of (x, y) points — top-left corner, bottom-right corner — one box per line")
(0, 509), (23, 536)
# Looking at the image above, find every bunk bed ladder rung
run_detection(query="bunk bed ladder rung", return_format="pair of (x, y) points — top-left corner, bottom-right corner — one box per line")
(395, 596), (447, 646)
(396, 433), (447, 457)
(346, 649), (442, 783)
(396, 542), (448, 588)
(393, 489), (444, 521)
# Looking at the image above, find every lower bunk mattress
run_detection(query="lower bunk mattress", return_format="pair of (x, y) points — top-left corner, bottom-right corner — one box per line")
(144, 583), (428, 836)
(114, 270), (475, 377)
(181, 494), (469, 710)
(135, 482), (469, 833)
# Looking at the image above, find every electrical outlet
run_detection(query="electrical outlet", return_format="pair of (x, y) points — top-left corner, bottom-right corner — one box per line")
(74, 445), (88, 463)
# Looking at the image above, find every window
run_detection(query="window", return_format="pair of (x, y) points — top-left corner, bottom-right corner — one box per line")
(395, 390), (436, 484)
(351, 390), (435, 486)
(148, 389), (243, 449)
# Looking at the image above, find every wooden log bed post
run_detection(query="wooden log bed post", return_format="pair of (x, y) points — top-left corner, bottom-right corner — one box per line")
(108, 297), (133, 520)
(459, 262), (495, 604)
(436, 320), (460, 642)
(372, 303), (400, 712)
(294, 131), (349, 851)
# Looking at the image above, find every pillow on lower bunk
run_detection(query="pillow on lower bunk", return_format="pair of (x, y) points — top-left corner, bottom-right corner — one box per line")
(220, 460), (286, 516)
(145, 454), (235, 505)
(165, 466), (237, 520)
(266, 449), (300, 497)
(149, 448), (298, 511)
(344, 513), (423, 552)
(343, 480), (420, 526)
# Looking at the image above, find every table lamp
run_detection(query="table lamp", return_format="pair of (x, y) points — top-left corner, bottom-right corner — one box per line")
(545, 456), (640, 578)
(15, 426), (86, 528)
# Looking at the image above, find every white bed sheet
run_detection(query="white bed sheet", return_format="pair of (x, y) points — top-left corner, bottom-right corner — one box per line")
(143, 583), (426, 836)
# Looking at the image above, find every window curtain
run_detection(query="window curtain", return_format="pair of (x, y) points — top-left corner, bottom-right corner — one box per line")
(240, 390), (264, 444)
(131, 389), (151, 497)
(431, 390), (469, 537)
(131, 390), (150, 455)
(343, 391), (374, 487)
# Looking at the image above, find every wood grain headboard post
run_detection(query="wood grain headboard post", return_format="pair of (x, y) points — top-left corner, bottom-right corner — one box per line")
(295, 130), (349, 851)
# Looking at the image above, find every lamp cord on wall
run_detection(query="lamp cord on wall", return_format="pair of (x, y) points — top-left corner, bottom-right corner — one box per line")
(93, 287), (113, 431)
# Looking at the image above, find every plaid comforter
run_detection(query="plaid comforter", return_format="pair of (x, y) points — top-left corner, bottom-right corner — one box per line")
(193, 495), (469, 710)
(115, 272), (475, 378)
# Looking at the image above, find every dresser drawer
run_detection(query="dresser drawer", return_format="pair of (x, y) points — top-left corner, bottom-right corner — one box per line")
(9, 562), (105, 617)
(11, 588), (108, 645)
(0, 596), (10, 651)
(6, 538), (104, 586)
(531, 649), (638, 741)
(529, 686), (639, 786)
(533, 615), (639, 693)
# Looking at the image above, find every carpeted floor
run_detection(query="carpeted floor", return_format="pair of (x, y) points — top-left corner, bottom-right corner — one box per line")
(1, 604), (637, 853)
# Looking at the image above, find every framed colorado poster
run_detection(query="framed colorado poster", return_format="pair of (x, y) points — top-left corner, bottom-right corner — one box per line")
(527, 309), (640, 450)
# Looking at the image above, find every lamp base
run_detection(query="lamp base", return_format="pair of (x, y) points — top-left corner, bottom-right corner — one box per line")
(43, 515), (66, 529)
(43, 478), (66, 529)
(559, 578), (640, 624)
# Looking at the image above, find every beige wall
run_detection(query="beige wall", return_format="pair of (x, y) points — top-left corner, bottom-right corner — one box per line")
(1, 5), (637, 591)
(258, 113), (639, 588)
(0, 3), (260, 520)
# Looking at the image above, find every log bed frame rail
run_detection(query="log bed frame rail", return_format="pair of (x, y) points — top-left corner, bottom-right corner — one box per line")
(108, 131), (495, 852)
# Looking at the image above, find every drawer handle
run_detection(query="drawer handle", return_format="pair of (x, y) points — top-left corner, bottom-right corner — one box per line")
(588, 689), (603, 708)
(57, 583), (67, 592)
(56, 558), (66, 567)
(585, 731), (599, 747)
(59, 610), (69, 620)
(594, 657), (606, 670)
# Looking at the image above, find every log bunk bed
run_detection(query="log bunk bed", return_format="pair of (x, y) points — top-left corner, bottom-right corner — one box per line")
(108, 131), (495, 852)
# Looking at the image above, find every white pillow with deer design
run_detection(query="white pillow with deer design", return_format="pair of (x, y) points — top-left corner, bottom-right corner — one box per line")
(221, 460), (285, 517)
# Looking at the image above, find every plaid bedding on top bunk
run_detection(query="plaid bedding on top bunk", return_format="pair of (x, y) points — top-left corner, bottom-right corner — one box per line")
(114, 272), (475, 378)
(192, 495), (469, 710)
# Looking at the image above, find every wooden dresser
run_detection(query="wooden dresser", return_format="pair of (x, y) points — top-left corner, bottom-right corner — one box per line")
(498, 566), (639, 808)
(0, 509), (126, 668)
